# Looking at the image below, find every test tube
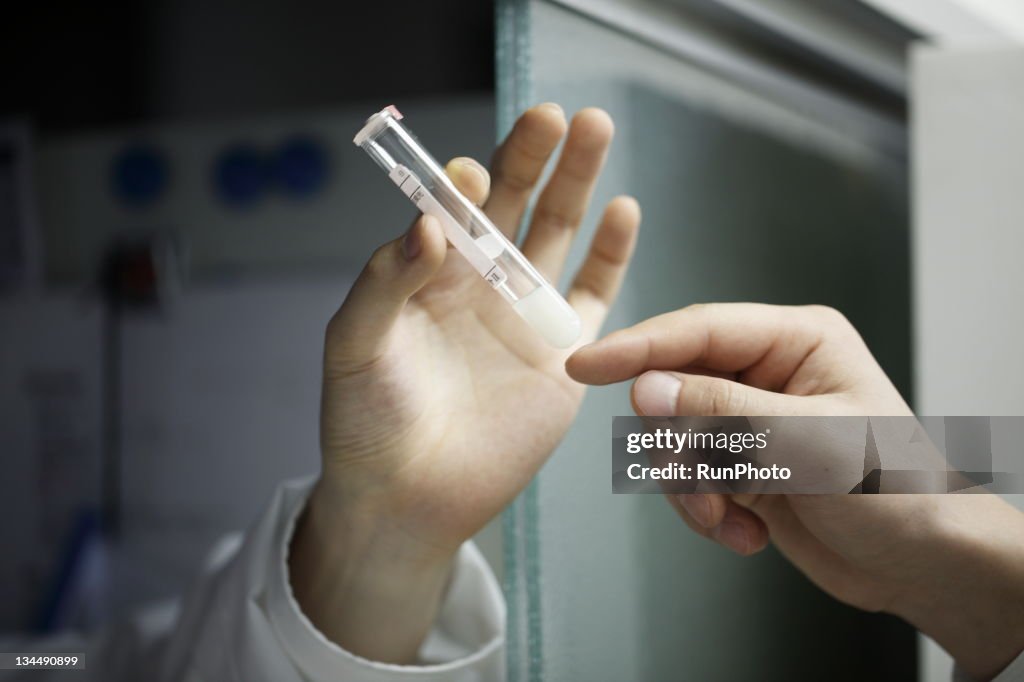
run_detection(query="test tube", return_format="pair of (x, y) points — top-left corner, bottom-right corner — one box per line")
(353, 105), (582, 349)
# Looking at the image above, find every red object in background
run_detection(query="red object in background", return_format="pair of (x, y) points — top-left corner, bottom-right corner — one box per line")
(99, 236), (183, 309)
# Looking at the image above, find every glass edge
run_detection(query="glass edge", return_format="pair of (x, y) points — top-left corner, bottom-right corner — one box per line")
(496, 3), (542, 680)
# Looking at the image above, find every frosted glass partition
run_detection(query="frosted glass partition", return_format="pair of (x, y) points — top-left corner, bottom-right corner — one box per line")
(498, 1), (915, 680)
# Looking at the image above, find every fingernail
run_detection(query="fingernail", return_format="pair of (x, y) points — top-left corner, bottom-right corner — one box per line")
(633, 371), (681, 416)
(402, 224), (423, 261)
(713, 521), (750, 555)
(537, 102), (564, 117)
(678, 494), (712, 528)
(452, 158), (487, 185)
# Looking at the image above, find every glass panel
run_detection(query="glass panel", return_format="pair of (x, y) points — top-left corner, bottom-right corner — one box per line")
(499, 1), (915, 680)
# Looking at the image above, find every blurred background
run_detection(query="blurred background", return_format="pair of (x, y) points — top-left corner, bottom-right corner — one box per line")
(0, 0), (496, 637)
(1, 1), (1022, 681)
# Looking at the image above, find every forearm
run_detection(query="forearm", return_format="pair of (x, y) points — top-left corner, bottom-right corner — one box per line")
(893, 495), (1024, 681)
(288, 478), (456, 664)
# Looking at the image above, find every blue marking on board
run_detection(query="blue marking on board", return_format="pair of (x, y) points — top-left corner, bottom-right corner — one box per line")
(275, 136), (331, 198)
(111, 144), (168, 207)
(214, 144), (268, 207)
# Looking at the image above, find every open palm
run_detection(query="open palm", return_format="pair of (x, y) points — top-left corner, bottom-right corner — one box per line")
(318, 104), (640, 552)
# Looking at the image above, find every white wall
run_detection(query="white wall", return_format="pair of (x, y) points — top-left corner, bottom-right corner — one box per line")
(912, 44), (1024, 414)
(863, 0), (1024, 43)
(911, 43), (1024, 682)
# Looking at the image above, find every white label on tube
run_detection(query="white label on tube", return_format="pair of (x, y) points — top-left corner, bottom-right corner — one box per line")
(389, 165), (507, 289)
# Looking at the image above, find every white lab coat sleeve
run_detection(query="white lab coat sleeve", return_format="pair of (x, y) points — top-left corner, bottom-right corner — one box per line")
(164, 476), (506, 681)
(0, 477), (506, 682)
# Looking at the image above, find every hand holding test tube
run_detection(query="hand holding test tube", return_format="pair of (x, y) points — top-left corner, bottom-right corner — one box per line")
(293, 104), (639, 664)
(355, 105), (584, 347)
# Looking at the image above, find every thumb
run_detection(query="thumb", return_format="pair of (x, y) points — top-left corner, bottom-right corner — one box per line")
(631, 370), (805, 416)
(325, 214), (447, 370)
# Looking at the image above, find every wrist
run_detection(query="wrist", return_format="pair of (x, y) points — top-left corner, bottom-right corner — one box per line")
(892, 495), (1024, 681)
(288, 477), (456, 664)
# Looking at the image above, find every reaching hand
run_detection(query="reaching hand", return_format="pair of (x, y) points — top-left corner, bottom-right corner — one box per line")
(567, 302), (1024, 680)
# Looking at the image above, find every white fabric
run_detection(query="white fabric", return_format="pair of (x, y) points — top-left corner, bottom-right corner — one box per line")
(0, 478), (505, 681)
(1, 476), (1020, 681)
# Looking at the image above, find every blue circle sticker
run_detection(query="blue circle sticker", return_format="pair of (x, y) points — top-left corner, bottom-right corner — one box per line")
(274, 136), (331, 199)
(214, 144), (269, 207)
(111, 144), (169, 207)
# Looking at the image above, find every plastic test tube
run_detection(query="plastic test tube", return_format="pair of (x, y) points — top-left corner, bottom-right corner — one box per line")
(353, 105), (581, 348)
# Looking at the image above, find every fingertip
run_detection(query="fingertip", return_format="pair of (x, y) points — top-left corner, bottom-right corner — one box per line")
(505, 104), (566, 160)
(528, 102), (569, 136)
(734, 521), (770, 556)
(535, 101), (565, 118)
(564, 345), (591, 381)
(712, 522), (749, 556)
(565, 341), (613, 384)
(712, 506), (769, 556)
(567, 331), (639, 385)
(596, 196), (642, 258)
(445, 157), (490, 205)
(608, 194), (641, 224)
(748, 525), (770, 554)
(571, 107), (615, 145)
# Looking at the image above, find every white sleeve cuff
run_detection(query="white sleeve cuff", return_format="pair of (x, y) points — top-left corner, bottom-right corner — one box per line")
(263, 478), (506, 682)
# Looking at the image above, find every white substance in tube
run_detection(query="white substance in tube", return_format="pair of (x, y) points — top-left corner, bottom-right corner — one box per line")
(475, 233), (505, 259)
(513, 287), (581, 348)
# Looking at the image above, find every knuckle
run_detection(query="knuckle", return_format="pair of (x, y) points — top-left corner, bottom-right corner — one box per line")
(683, 302), (709, 315)
(533, 203), (582, 232)
(493, 167), (534, 194)
(324, 310), (350, 350)
(804, 304), (858, 340)
(807, 304), (849, 328)
(509, 131), (553, 164)
(708, 381), (743, 416)
(363, 243), (393, 280)
(571, 271), (604, 302)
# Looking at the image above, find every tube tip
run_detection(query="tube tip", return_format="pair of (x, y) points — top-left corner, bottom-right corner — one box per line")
(513, 286), (582, 349)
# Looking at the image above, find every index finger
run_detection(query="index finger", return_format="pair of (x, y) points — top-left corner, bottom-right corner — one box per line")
(565, 303), (829, 389)
(484, 103), (568, 239)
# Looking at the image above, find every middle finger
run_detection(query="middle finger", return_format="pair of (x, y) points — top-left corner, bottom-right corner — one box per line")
(521, 107), (614, 283)
(484, 103), (568, 239)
